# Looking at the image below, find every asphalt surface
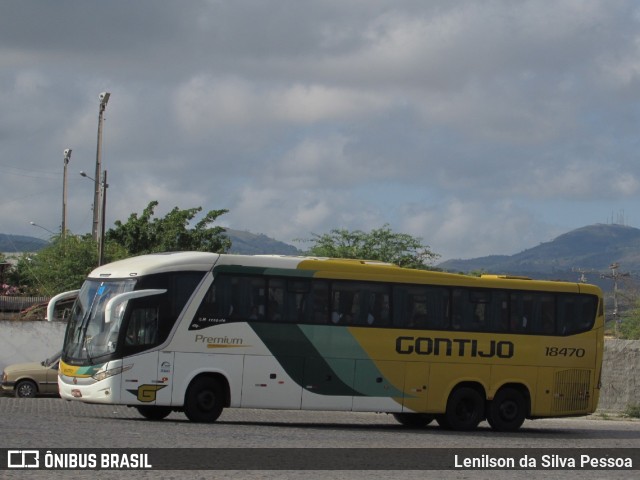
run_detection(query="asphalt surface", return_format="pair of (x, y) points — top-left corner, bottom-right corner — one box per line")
(1, 397), (640, 479)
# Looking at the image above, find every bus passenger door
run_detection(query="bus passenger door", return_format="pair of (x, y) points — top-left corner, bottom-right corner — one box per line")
(402, 362), (430, 413)
(240, 355), (303, 409)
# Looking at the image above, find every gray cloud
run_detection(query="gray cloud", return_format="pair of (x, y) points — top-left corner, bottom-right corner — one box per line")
(2, 1), (639, 260)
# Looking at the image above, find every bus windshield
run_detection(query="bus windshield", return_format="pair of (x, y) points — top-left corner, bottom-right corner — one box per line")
(62, 279), (137, 362)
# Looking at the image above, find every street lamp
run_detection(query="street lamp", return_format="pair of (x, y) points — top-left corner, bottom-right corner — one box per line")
(62, 148), (72, 238)
(30, 221), (56, 236)
(93, 92), (110, 241)
(80, 170), (109, 266)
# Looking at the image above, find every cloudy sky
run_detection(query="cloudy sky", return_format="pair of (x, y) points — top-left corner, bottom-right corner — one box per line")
(1, 1), (639, 262)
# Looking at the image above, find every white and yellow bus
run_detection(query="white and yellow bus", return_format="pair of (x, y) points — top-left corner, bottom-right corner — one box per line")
(54, 252), (604, 431)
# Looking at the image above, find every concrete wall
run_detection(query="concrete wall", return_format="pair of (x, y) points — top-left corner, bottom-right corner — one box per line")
(599, 339), (640, 413)
(1, 320), (639, 412)
(0, 320), (67, 372)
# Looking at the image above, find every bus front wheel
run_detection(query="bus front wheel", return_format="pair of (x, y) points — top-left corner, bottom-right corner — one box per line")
(444, 386), (485, 431)
(487, 387), (527, 432)
(136, 406), (172, 421)
(392, 413), (434, 428)
(184, 376), (225, 423)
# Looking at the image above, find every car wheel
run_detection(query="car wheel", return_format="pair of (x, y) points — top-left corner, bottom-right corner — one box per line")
(15, 380), (38, 398)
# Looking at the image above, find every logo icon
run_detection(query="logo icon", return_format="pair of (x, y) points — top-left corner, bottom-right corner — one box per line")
(127, 384), (167, 402)
(8, 450), (39, 469)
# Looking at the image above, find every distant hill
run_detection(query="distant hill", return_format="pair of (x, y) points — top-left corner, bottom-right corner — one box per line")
(1, 230), (300, 256)
(0, 234), (48, 253)
(438, 223), (640, 288)
(225, 229), (300, 255)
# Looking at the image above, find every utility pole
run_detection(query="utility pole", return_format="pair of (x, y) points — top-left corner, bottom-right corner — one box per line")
(601, 262), (630, 337)
(93, 92), (110, 241)
(98, 170), (108, 267)
(62, 148), (71, 238)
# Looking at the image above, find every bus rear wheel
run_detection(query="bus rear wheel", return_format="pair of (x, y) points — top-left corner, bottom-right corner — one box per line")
(136, 406), (172, 421)
(392, 413), (434, 428)
(184, 376), (225, 423)
(444, 386), (485, 431)
(487, 387), (526, 432)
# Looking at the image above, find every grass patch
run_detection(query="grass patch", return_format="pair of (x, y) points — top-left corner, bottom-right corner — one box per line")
(624, 404), (640, 418)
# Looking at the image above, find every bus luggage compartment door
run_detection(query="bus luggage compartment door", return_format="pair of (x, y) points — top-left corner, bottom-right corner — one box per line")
(241, 355), (303, 409)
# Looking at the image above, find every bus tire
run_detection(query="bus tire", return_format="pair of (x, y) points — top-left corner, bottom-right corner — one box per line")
(487, 387), (526, 432)
(435, 414), (451, 430)
(392, 413), (434, 428)
(136, 406), (172, 421)
(444, 386), (485, 431)
(184, 376), (225, 423)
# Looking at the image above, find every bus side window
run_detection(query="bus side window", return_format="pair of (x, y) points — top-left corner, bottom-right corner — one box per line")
(532, 294), (555, 334)
(392, 286), (409, 328)
(267, 278), (284, 322)
(225, 276), (266, 321)
(425, 287), (449, 330)
(363, 285), (390, 326)
(192, 275), (231, 329)
(451, 289), (491, 332)
(484, 291), (508, 333)
(286, 279), (311, 323)
(450, 289), (470, 331)
(310, 280), (329, 324)
(557, 294), (596, 335)
(331, 282), (359, 325)
(125, 307), (158, 347)
(393, 285), (448, 330)
(509, 293), (531, 333)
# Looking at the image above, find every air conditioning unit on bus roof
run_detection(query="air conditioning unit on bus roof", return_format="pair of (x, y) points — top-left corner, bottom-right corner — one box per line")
(481, 274), (532, 280)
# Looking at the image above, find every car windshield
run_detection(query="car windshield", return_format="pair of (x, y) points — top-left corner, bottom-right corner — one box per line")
(62, 279), (137, 362)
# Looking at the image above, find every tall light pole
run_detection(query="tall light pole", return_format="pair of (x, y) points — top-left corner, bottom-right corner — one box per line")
(81, 170), (108, 266)
(93, 92), (110, 241)
(98, 170), (108, 266)
(62, 148), (72, 238)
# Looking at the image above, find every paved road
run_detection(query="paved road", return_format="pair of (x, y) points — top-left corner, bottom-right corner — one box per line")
(1, 398), (640, 479)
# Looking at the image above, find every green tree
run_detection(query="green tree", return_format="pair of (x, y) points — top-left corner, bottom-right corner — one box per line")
(106, 201), (231, 255)
(302, 224), (439, 269)
(12, 234), (128, 295)
(620, 304), (640, 340)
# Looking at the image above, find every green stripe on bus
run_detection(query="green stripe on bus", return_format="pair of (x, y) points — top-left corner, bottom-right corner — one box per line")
(299, 325), (404, 397)
(249, 323), (403, 398)
(248, 323), (359, 397)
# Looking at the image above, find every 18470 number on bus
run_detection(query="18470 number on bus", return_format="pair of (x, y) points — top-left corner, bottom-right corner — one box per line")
(544, 347), (586, 357)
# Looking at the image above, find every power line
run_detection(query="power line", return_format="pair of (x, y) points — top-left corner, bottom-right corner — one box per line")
(0, 163), (61, 180)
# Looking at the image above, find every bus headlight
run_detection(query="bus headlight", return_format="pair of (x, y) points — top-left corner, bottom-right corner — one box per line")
(92, 364), (133, 382)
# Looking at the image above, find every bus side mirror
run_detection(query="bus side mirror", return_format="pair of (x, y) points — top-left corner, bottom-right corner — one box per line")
(104, 289), (167, 324)
(47, 290), (80, 322)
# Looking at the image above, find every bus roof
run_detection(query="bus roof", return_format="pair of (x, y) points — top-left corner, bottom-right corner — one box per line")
(88, 252), (220, 278)
(87, 252), (602, 296)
